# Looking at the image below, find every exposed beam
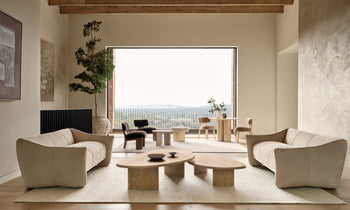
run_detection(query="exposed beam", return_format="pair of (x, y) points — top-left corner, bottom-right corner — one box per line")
(59, 5), (284, 14)
(50, 0), (293, 6)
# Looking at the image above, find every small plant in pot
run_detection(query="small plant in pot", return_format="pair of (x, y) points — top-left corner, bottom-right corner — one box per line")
(208, 97), (227, 119)
(69, 21), (114, 135)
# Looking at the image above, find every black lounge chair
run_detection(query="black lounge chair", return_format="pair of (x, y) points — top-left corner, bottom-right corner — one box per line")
(121, 122), (146, 150)
(134, 119), (157, 134)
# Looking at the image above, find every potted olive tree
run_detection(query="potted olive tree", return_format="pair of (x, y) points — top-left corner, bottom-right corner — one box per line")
(208, 97), (227, 119)
(69, 21), (114, 135)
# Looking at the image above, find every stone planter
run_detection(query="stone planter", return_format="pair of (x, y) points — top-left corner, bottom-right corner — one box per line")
(92, 116), (111, 135)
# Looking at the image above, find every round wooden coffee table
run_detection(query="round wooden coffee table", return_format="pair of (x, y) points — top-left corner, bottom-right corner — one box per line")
(117, 149), (194, 190)
(188, 153), (246, 186)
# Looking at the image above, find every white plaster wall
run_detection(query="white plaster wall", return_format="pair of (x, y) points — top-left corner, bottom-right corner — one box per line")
(276, 53), (298, 131)
(275, 0), (298, 131)
(0, 0), (40, 182)
(299, 0), (350, 159)
(68, 14), (277, 134)
(276, 0), (298, 52)
(40, 0), (69, 110)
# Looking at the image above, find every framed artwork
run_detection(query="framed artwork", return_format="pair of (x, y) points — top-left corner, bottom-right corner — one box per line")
(0, 10), (22, 100)
(40, 39), (55, 102)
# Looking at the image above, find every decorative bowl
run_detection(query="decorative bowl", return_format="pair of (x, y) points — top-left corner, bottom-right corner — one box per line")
(168, 152), (177, 158)
(147, 153), (165, 160)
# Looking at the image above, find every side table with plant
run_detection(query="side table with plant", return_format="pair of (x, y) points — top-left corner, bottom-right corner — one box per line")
(69, 21), (114, 135)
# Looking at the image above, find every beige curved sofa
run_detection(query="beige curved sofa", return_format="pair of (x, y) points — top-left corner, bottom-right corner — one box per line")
(246, 128), (347, 188)
(16, 128), (114, 188)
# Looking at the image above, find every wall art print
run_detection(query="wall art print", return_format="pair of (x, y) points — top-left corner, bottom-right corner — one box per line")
(40, 39), (55, 102)
(0, 10), (22, 100)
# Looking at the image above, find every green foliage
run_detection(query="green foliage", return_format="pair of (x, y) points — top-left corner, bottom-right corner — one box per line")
(207, 97), (227, 114)
(83, 21), (101, 36)
(69, 21), (114, 116)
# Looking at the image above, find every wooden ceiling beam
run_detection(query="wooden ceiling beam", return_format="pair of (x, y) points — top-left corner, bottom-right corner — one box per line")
(50, 0), (294, 6)
(59, 5), (284, 14)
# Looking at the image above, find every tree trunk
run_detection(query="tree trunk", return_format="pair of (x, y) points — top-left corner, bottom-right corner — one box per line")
(94, 93), (98, 117)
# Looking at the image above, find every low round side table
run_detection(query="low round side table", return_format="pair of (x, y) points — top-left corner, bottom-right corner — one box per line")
(171, 127), (189, 142)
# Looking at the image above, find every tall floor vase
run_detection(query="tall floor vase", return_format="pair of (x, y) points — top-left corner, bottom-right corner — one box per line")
(92, 116), (111, 135)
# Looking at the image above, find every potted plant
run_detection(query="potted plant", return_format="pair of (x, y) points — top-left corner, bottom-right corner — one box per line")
(208, 97), (227, 119)
(69, 21), (114, 135)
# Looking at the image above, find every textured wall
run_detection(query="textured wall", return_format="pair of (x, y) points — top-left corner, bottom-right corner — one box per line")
(299, 0), (350, 156)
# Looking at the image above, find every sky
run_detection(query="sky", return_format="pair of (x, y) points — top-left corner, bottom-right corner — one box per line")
(114, 48), (233, 107)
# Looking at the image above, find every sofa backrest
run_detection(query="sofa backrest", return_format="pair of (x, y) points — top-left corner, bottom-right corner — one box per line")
(286, 128), (342, 147)
(22, 128), (75, 147)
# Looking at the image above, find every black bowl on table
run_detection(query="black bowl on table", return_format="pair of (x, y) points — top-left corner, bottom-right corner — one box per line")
(147, 153), (166, 161)
(168, 152), (177, 158)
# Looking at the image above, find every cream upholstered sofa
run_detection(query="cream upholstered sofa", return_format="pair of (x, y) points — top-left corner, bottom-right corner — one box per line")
(246, 128), (347, 188)
(16, 128), (114, 188)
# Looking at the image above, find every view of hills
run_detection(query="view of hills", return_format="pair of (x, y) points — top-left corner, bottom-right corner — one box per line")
(114, 104), (232, 129)
(116, 104), (214, 109)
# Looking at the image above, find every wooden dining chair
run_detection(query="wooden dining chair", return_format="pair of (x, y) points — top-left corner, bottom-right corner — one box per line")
(235, 118), (253, 143)
(198, 117), (216, 140)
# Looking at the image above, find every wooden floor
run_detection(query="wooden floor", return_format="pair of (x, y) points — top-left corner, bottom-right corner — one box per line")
(1, 137), (349, 210)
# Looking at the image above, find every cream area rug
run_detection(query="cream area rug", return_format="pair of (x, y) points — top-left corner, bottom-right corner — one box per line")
(113, 138), (247, 153)
(15, 157), (344, 204)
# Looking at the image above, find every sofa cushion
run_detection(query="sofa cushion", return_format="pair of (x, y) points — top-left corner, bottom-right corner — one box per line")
(253, 141), (294, 172)
(24, 128), (75, 147)
(286, 128), (317, 147)
(126, 131), (147, 140)
(285, 128), (340, 147)
(307, 135), (341, 147)
(68, 141), (106, 171)
(235, 127), (251, 132)
(200, 125), (215, 130)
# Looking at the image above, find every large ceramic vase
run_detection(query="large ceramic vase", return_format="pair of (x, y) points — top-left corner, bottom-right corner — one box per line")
(92, 116), (111, 135)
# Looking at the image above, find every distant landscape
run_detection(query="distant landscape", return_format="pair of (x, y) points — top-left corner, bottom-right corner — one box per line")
(114, 104), (232, 129)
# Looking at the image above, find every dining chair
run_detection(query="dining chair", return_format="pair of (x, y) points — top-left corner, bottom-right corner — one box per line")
(235, 118), (253, 143)
(198, 117), (216, 140)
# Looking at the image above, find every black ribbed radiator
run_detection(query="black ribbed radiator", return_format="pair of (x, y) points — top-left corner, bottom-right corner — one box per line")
(40, 109), (92, 134)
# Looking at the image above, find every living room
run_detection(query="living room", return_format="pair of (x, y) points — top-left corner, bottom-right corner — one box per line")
(0, 0), (349, 209)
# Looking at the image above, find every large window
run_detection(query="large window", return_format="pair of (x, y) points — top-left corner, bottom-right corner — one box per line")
(111, 48), (237, 130)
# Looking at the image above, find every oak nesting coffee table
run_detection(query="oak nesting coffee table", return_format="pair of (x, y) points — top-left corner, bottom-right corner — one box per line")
(116, 149), (194, 190)
(188, 153), (246, 186)
(152, 130), (172, 146)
